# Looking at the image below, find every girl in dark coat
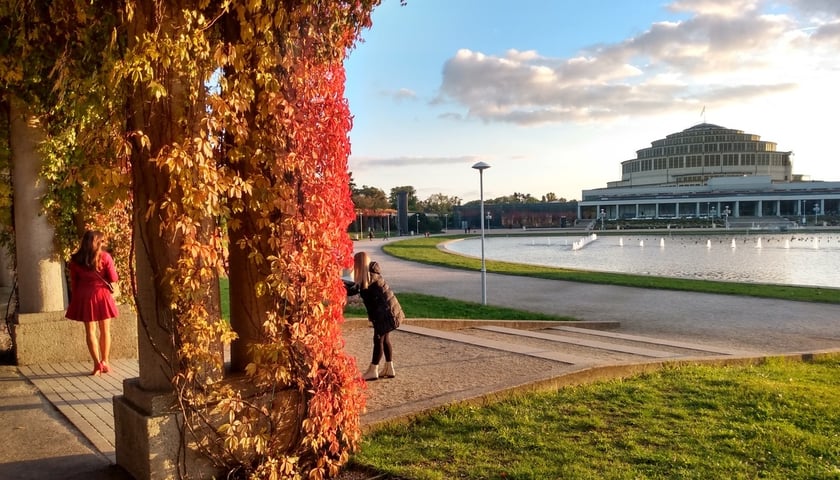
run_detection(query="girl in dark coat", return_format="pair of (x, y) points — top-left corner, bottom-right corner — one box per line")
(346, 251), (404, 380)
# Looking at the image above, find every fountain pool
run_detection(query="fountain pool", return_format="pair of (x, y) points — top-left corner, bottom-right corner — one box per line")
(443, 233), (840, 289)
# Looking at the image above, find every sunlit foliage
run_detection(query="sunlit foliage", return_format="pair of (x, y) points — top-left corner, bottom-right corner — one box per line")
(1, 1), (382, 477)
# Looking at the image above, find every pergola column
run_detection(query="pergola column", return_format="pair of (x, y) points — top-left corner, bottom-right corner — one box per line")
(8, 97), (67, 313)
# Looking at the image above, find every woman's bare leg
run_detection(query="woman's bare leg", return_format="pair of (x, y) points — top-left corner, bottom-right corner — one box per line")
(98, 318), (111, 367)
(84, 322), (101, 374)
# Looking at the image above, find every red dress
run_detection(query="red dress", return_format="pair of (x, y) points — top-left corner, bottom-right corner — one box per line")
(65, 252), (119, 323)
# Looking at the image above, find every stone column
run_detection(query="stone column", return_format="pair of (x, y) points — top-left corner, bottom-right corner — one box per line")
(7, 97), (138, 365)
(8, 97), (67, 313)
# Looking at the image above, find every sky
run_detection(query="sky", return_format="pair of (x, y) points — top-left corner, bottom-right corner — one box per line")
(343, 0), (840, 203)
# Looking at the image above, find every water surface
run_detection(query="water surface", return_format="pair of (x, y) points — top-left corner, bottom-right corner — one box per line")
(443, 233), (840, 289)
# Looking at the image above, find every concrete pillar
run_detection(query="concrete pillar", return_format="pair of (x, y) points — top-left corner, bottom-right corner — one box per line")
(8, 98), (138, 363)
(8, 97), (67, 313)
(113, 187), (225, 480)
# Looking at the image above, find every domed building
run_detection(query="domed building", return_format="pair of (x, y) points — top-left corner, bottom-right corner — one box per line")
(578, 123), (840, 225)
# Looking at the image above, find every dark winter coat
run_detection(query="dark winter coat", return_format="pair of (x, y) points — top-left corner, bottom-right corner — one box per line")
(346, 261), (404, 334)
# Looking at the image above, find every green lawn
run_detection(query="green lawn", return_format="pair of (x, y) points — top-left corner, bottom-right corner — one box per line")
(353, 354), (840, 479)
(344, 291), (571, 321)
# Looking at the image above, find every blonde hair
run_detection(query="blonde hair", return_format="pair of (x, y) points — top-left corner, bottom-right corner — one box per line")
(353, 252), (371, 289)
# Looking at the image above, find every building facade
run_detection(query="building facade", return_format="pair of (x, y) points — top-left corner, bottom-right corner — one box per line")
(578, 123), (840, 224)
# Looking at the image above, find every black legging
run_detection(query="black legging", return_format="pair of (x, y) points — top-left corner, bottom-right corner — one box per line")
(371, 331), (392, 364)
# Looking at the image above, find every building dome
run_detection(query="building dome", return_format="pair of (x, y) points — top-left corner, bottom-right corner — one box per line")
(613, 123), (792, 188)
(579, 123), (839, 223)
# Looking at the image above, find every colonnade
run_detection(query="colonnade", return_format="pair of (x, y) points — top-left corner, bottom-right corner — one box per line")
(582, 197), (836, 221)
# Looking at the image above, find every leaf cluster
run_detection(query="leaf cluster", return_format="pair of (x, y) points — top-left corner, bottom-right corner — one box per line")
(1, 1), (383, 478)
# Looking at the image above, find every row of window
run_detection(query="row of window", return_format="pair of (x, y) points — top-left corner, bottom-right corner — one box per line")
(623, 153), (790, 173)
(639, 141), (776, 158)
(653, 132), (760, 147)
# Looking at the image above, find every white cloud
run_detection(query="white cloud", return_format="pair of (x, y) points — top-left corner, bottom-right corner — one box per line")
(392, 88), (417, 101)
(434, 1), (838, 126)
(351, 155), (484, 169)
(788, 0), (840, 18)
(667, 0), (760, 18)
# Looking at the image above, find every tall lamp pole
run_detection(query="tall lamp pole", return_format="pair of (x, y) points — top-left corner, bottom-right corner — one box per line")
(472, 161), (491, 305)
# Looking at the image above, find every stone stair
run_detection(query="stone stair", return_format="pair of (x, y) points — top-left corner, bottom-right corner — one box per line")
(399, 322), (755, 367)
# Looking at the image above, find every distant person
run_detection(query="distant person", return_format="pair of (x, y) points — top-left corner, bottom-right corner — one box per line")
(65, 230), (119, 376)
(345, 251), (404, 380)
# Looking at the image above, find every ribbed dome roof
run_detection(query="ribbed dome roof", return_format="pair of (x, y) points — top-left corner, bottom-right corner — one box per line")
(683, 123), (725, 131)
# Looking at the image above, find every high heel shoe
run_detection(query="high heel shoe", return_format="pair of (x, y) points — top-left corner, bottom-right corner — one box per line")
(99, 362), (110, 374)
(91, 363), (102, 376)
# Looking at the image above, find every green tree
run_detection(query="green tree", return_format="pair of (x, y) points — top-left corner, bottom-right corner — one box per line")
(421, 193), (461, 215)
(353, 185), (390, 210)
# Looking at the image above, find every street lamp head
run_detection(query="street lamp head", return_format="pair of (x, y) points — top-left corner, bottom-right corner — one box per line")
(471, 161), (491, 171)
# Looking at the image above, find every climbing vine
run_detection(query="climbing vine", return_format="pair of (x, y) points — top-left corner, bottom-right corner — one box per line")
(0, 0), (132, 292)
(2, 1), (381, 478)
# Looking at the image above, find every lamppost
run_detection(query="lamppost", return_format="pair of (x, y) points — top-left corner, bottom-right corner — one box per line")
(600, 208), (606, 230)
(724, 205), (731, 229)
(814, 202), (820, 226)
(472, 161), (491, 305)
(444, 213), (448, 232)
(386, 213), (391, 239)
(801, 199), (806, 225)
(485, 212), (492, 230)
(710, 206), (716, 228)
(415, 213), (420, 235)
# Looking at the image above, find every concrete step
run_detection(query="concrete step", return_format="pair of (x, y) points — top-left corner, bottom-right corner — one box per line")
(400, 322), (755, 368)
(549, 325), (757, 356)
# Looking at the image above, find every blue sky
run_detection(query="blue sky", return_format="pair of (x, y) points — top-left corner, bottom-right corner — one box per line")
(344, 0), (840, 203)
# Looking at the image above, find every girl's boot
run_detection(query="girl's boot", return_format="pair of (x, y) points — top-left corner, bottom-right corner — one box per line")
(363, 363), (379, 380)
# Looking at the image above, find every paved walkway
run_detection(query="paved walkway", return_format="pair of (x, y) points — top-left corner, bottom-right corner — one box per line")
(4, 237), (840, 478)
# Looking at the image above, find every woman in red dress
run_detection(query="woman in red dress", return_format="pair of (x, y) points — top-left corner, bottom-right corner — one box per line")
(65, 230), (119, 375)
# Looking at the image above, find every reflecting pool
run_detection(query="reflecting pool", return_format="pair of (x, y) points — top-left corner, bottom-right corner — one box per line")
(443, 233), (840, 289)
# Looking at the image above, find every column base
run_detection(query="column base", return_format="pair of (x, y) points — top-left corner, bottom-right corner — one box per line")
(14, 308), (137, 365)
(114, 378), (220, 480)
